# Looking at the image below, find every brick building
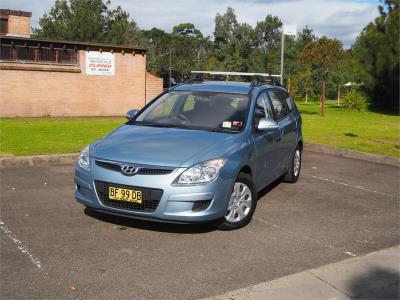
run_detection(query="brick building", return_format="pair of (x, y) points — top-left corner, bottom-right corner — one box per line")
(0, 9), (163, 117)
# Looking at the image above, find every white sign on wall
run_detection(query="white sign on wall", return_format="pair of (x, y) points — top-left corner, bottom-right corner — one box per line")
(283, 25), (297, 36)
(85, 51), (115, 76)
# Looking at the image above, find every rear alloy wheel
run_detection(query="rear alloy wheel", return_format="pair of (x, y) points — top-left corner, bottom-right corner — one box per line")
(284, 145), (302, 183)
(215, 173), (257, 230)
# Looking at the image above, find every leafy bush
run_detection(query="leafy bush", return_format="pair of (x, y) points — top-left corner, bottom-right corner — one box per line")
(342, 90), (367, 111)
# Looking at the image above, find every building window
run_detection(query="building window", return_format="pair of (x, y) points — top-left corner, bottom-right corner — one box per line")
(0, 44), (78, 65)
(39, 47), (56, 63)
(0, 44), (12, 59)
(15, 46), (35, 62)
(59, 49), (78, 64)
(0, 18), (7, 35)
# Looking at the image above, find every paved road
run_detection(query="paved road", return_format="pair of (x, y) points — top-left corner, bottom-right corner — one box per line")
(1, 151), (399, 299)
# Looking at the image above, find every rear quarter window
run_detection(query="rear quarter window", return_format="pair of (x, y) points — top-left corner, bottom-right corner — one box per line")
(284, 94), (294, 112)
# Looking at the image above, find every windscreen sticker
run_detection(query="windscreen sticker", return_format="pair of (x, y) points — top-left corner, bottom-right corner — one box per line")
(222, 121), (232, 128)
(232, 121), (243, 127)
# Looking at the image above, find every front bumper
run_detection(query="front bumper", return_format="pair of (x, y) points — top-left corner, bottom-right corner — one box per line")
(74, 159), (235, 223)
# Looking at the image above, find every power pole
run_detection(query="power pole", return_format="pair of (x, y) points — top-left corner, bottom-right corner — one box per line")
(280, 32), (284, 85)
(280, 25), (297, 86)
(169, 50), (172, 89)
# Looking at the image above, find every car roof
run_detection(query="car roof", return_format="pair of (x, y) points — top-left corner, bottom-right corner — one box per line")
(172, 81), (277, 94)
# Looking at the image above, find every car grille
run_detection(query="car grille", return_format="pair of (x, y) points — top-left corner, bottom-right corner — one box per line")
(95, 181), (163, 212)
(95, 160), (174, 175)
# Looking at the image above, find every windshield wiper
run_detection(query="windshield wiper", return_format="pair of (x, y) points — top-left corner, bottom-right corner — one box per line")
(134, 122), (179, 128)
(203, 128), (241, 133)
(134, 122), (204, 131)
(134, 122), (240, 133)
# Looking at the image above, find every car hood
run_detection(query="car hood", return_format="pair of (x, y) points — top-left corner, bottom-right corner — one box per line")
(92, 125), (242, 167)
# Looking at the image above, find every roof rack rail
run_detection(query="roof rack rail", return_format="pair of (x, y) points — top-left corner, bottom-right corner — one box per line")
(189, 71), (282, 87)
(183, 72), (204, 84)
(191, 71), (281, 78)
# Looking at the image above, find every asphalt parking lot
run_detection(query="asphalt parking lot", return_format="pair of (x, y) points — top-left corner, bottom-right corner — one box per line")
(1, 151), (399, 299)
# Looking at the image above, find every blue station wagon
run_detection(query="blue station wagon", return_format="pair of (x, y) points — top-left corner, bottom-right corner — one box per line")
(74, 72), (303, 229)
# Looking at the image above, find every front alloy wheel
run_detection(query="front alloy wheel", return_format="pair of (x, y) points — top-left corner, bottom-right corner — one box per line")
(225, 182), (252, 223)
(215, 173), (257, 230)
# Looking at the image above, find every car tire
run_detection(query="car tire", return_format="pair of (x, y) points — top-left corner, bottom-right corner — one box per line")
(283, 145), (302, 183)
(214, 173), (257, 230)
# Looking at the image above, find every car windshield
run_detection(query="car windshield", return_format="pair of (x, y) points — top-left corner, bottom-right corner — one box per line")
(131, 91), (250, 133)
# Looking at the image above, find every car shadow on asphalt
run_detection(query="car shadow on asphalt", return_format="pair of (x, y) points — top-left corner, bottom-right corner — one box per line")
(257, 176), (284, 200)
(348, 267), (400, 299)
(83, 177), (283, 234)
(84, 208), (216, 234)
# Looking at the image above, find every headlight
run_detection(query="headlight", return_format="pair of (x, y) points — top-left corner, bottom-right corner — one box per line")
(78, 145), (90, 171)
(178, 159), (226, 184)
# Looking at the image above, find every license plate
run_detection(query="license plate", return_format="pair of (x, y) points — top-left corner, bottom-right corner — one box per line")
(108, 186), (142, 204)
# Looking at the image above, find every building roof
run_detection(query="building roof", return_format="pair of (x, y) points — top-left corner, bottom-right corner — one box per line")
(0, 35), (147, 53)
(0, 9), (32, 17)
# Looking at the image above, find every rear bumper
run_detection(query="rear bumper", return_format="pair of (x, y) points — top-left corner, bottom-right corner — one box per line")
(74, 161), (235, 223)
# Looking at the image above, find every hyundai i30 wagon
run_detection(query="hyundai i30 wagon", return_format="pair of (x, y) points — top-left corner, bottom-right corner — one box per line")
(74, 72), (303, 229)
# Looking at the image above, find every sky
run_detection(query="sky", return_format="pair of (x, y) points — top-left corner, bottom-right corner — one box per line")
(2, 0), (381, 48)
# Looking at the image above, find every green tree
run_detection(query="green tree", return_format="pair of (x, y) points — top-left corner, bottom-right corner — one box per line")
(254, 15), (282, 74)
(288, 27), (316, 101)
(213, 7), (255, 72)
(299, 37), (343, 116)
(32, 0), (140, 45)
(352, 0), (399, 111)
(330, 52), (361, 106)
(173, 23), (203, 38)
(144, 25), (211, 84)
(297, 64), (312, 102)
(143, 28), (172, 82)
(170, 24), (211, 81)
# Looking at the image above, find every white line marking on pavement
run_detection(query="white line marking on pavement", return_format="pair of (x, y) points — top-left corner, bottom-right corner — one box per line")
(0, 219), (45, 272)
(253, 216), (282, 229)
(6, 185), (16, 190)
(253, 216), (337, 250)
(303, 174), (394, 198)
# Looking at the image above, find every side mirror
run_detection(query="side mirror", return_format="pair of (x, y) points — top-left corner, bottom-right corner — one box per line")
(257, 118), (278, 131)
(126, 109), (138, 120)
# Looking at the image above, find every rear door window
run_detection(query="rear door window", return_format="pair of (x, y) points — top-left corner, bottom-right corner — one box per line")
(268, 90), (288, 121)
(256, 92), (274, 120)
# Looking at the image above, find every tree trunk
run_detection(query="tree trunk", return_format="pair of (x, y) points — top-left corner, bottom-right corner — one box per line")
(320, 80), (326, 117)
(305, 91), (308, 103)
(337, 84), (341, 106)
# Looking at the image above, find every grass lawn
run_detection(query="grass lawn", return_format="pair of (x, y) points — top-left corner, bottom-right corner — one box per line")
(0, 101), (399, 157)
(0, 117), (125, 156)
(297, 100), (400, 157)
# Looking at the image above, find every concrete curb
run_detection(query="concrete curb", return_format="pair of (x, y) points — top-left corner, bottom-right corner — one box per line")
(0, 153), (79, 169)
(205, 245), (400, 300)
(0, 143), (398, 169)
(305, 143), (399, 167)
